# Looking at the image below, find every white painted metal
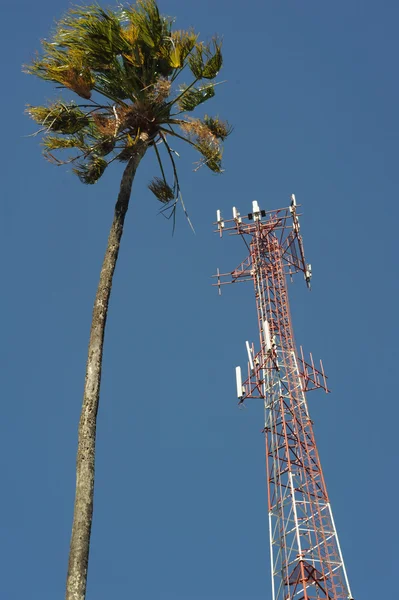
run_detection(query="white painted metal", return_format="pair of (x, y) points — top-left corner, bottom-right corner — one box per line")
(328, 503), (354, 600)
(263, 319), (272, 351)
(245, 341), (254, 371)
(235, 366), (243, 399)
(268, 511), (276, 600)
(232, 206), (242, 223)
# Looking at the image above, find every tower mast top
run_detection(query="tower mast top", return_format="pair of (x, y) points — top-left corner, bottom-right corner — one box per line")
(214, 196), (312, 290)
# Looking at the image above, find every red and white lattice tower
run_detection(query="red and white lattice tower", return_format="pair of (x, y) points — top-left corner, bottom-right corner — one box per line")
(213, 197), (354, 600)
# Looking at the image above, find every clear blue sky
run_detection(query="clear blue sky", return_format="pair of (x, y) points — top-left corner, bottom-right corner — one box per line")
(1, 0), (398, 598)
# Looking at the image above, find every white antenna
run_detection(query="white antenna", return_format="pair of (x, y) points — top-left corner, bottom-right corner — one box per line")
(252, 200), (261, 222)
(235, 366), (244, 399)
(305, 264), (312, 287)
(216, 209), (224, 234)
(290, 194), (297, 215)
(245, 341), (254, 371)
(263, 320), (272, 351)
(232, 206), (242, 223)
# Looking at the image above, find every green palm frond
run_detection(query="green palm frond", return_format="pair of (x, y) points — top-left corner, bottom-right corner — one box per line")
(120, 0), (175, 81)
(73, 156), (108, 184)
(54, 6), (130, 68)
(26, 102), (89, 134)
(167, 29), (198, 69)
(177, 83), (215, 112)
(171, 30), (198, 61)
(42, 134), (87, 151)
(125, 0), (170, 50)
(188, 39), (223, 80)
(148, 177), (175, 203)
(195, 139), (223, 173)
(94, 66), (134, 102)
(202, 115), (233, 140)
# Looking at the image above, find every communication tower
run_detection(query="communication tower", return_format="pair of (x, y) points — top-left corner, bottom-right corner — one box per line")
(213, 197), (354, 600)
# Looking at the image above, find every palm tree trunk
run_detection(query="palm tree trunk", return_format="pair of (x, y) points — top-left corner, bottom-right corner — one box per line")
(66, 143), (147, 600)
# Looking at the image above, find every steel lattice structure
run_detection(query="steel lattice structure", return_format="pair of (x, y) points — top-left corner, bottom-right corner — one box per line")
(213, 197), (354, 600)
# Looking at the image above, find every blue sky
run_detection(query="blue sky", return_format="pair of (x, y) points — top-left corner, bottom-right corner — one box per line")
(1, 0), (398, 598)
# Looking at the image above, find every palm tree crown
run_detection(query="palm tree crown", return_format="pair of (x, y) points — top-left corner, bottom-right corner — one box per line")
(25, 0), (231, 218)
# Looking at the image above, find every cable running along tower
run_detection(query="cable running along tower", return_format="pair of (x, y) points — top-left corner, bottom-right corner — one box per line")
(213, 197), (353, 600)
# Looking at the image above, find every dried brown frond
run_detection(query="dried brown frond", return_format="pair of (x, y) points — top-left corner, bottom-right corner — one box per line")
(60, 65), (94, 99)
(180, 118), (223, 173)
(152, 77), (171, 103)
(118, 103), (160, 139)
(180, 118), (218, 145)
(92, 113), (116, 136)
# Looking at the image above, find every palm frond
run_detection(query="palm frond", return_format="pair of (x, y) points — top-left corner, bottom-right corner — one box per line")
(195, 139), (223, 173)
(26, 102), (89, 134)
(151, 77), (172, 102)
(92, 113), (116, 136)
(176, 83), (215, 112)
(94, 64), (135, 102)
(159, 29), (197, 69)
(42, 134), (86, 151)
(171, 30), (198, 63)
(54, 6), (130, 69)
(73, 156), (108, 184)
(25, 47), (95, 99)
(179, 117), (214, 142)
(188, 38), (223, 80)
(125, 0), (171, 50)
(202, 115), (233, 140)
(148, 177), (175, 203)
(179, 117), (223, 173)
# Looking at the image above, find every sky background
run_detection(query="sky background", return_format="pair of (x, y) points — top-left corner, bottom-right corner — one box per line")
(1, 0), (398, 598)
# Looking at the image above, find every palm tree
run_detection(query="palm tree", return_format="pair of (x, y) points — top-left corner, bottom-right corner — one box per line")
(25, 2), (230, 599)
